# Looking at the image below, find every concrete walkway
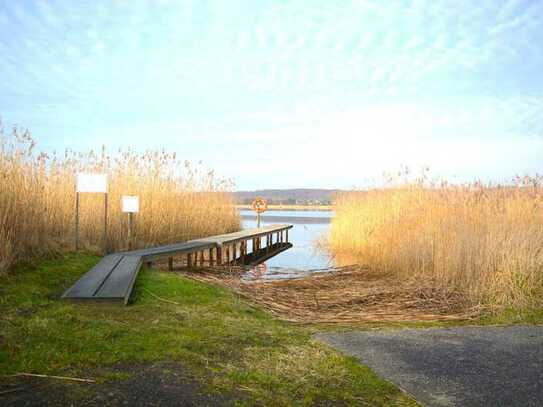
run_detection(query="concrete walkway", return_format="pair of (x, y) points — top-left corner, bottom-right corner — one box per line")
(316, 326), (543, 407)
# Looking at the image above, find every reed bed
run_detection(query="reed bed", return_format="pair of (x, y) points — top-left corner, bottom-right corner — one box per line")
(0, 124), (240, 274)
(329, 173), (543, 313)
(180, 266), (476, 323)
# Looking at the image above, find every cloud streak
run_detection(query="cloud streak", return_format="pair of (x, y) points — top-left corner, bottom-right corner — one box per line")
(0, 0), (542, 188)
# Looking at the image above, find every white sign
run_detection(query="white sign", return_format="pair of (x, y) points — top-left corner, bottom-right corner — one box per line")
(76, 173), (107, 193)
(122, 195), (139, 213)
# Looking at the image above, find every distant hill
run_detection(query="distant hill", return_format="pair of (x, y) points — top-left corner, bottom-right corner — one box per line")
(233, 189), (344, 205)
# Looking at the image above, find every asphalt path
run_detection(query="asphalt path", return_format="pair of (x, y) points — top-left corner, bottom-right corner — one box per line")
(316, 326), (543, 407)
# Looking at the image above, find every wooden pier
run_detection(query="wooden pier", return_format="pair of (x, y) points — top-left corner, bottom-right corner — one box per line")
(62, 224), (292, 305)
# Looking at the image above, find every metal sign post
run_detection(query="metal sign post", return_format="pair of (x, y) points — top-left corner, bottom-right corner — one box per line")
(75, 190), (80, 250)
(103, 192), (108, 254)
(75, 173), (108, 254)
(251, 197), (268, 228)
(122, 195), (139, 250)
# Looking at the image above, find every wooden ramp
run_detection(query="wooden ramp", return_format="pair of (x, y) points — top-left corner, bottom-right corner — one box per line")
(62, 224), (292, 305)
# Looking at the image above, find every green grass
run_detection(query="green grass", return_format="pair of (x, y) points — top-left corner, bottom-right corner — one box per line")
(0, 254), (417, 406)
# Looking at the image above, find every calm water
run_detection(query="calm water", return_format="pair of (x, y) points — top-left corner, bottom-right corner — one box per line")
(240, 209), (334, 280)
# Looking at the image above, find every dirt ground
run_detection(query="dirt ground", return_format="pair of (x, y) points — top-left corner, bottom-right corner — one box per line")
(1, 362), (236, 407)
(181, 266), (478, 323)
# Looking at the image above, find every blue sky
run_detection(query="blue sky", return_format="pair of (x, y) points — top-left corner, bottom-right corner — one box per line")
(1, 0), (542, 190)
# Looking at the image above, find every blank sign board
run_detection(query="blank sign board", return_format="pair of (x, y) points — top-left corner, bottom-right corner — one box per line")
(76, 173), (107, 193)
(122, 195), (139, 213)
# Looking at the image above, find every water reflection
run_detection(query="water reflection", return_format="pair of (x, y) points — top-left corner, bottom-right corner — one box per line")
(240, 209), (332, 225)
(240, 209), (334, 281)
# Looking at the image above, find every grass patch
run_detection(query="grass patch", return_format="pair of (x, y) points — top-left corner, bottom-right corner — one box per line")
(0, 254), (417, 406)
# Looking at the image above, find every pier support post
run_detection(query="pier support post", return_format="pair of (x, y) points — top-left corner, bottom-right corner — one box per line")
(209, 248), (214, 266)
(216, 247), (222, 266)
(187, 253), (192, 268)
(168, 257), (173, 271)
(286, 229), (289, 243)
(199, 251), (205, 267)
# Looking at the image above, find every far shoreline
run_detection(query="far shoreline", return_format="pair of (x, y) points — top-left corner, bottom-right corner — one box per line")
(235, 204), (333, 211)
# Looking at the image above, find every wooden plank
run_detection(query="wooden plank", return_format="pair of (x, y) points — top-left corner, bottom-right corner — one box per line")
(192, 224), (293, 246)
(94, 256), (143, 301)
(121, 225), (290, 261)
(216, 247), (222, 266)
(122, 256), (144, 305)
(127, 240), (215, 259)
(62, 254), (124, 299)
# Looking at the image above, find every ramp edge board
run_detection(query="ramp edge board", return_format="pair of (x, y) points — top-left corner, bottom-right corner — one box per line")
(94, 255), (143, 302)
(61, 254), (124, 299)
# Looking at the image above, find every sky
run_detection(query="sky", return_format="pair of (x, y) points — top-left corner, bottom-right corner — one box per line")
(1, 0), (542, 190)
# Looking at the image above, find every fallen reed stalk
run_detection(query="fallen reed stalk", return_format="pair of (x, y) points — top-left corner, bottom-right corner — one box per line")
(9, 373), (95, 383)
(180, 267), (477, 323)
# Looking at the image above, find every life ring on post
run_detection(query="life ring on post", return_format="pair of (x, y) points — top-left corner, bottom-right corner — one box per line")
(251, 197), (268, 214)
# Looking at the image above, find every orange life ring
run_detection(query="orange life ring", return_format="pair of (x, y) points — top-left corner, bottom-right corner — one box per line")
(251, 197), (268, 213)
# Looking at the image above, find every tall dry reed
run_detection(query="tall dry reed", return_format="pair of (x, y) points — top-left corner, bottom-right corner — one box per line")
(330, 172), (543, 312)
(0, 124), (240, 274)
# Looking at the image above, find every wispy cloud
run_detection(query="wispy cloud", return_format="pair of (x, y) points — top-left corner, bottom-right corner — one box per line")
(0, 0), (542, 188)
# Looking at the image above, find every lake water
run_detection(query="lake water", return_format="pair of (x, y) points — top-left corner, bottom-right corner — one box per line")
(240, 209), (334, 280)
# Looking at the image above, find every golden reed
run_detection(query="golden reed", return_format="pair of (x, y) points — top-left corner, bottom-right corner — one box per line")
(330, 171), (543, 312)
(0, 124), (240, 273)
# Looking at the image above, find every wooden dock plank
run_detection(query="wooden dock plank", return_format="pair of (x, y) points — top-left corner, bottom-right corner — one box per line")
(94, 256), (143, 302)
(193, 224), (292, 246)
(61, 254), (124, 299)
(126, 240), (216, 261)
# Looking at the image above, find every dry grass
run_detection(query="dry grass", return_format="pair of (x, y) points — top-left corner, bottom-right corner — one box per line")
(182, 266), (478, 323)
(0, 124), (240, 274)
(329, 171), (543, 313)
